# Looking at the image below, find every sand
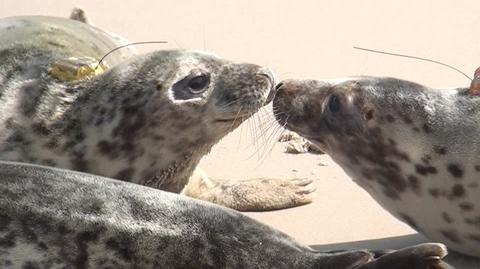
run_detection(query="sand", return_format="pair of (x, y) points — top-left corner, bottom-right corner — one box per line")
(2, 1), (479, 267)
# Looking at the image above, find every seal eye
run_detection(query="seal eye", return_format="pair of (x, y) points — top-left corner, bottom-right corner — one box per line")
(188, 74), (210, 94)
(328, 95), (341, 113)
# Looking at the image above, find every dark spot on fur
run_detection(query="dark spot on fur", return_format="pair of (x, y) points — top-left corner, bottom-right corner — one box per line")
(412, 127), (420, 132)
(115, 168), (135, 181)
(385, 114), (395, 123)
(361, 169), (374, 180)
(364, 109), (374, 120)
(58, 223), (73, 235)
(105, 237), (133, 261)
(468, 234), (480, 243)
(126, 196), (157, 222)
(475, 165), (480, 172)
(44, 138), (59, 148)
(429, 188), (440, 198)
(407, 175), (420, 194)
(465, 216), (480, 227)
(22, 261), (40, 269)
(398, 213), (418, 230)
(20, 217), (38, 243)
(46, 41), (66, 48)
(415, 164), (437, 176)
(440, 230), (463, 244)
(75, 230), (101, 268)
(37, 241), (48, 251)
(20, 83), (47, 117)
(421, 154), (431, 165)
(0, 232), (16, 248)
(71, 155), (88, 172)
(40, 159), (56, 167)
(399, 114), (413, 124)
(442, 212), (454, 224)
(447, 164), (464, 178)
(112, 111), (147, 141)
(433, 145), (447, 155)
(451, 184), (466, 198)
(5, 118), (16, 129)
(0, 213), (12, 231)
(459, 202), (474, 212)
(31, 122), (51, 136)
(422, 123), (432, 133)
(153, 135), (165, 141)
(97, 140), (119, 158)
(84, 198), (107, 215)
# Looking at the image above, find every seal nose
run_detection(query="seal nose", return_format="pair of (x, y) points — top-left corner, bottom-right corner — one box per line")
(275, 82), (284, 91)
(274, 79), (300, 97)
(256, 68), (277, 104)
(256, 68), (276, 87)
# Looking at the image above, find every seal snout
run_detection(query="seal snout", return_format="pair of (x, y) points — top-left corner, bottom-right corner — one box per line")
(256, 68), (277, 104)
(272, 79), (323, 129)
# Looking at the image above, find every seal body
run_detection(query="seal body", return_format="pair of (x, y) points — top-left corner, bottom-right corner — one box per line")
(0, 161), (450, 268)
(0, 15), (278, 196)
(0, 13), (318, 212)
(273, 77), (480, 257)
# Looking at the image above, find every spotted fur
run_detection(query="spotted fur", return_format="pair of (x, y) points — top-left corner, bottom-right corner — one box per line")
(274, 77), (480, 257)
(0, 161), (450, 268)
(0, 16), (273, 194)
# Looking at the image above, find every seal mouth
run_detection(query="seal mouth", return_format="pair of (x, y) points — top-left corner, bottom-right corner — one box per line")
(215, 114), (251, 123)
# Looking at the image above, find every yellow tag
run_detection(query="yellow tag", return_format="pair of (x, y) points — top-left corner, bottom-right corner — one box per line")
(48, 57), (109, 81)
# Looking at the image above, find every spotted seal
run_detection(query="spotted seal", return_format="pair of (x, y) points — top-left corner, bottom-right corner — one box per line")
(273, 77), (480, 257)
(0, 11), (315, 211)
(0, 161), (450, 268)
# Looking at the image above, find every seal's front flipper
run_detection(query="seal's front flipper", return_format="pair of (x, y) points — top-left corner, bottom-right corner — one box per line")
(358, 243), (451, 269)
(315, 250), (373, 269)
(182, 168), (316, 211)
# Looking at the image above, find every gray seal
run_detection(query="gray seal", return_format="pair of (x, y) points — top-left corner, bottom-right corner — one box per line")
(0, 161), (450, 268)
(0, 10), (314, 211)
(273, 77), (480, 257)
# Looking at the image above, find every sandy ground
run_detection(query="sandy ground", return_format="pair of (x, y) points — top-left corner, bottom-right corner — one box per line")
(2, 1), (480, 267)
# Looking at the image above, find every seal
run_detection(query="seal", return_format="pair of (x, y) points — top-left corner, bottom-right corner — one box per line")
(0, 161), (450, 268)
(273, 77), (480, 257)
(0, 10), (315, 211)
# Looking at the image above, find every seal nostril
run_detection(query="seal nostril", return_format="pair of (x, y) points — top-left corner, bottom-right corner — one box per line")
(256, 72), (274, 86)
(275, 82), (284, 91)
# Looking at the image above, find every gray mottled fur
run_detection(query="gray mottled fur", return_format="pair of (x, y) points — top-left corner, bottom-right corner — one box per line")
(274, 77), (480, 258)
(0, 161), (450, 268)
(0, 16), (272, 194)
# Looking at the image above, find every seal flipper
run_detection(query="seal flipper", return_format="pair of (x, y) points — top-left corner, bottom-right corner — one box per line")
(182, 168), (315, 211)
(313, 251), (373, 269)
(357, 243), (451, 269)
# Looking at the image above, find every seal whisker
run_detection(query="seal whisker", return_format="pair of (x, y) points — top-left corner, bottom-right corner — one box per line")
(256, 115), (289, 161)
(226, 106), (245, 134)
(219, 98), (242, 110)
(254, 117), (289, 167)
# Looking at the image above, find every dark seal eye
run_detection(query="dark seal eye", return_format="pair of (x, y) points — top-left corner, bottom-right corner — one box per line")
(328, 94), (341, 113)
(188, 74), (210, 93)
